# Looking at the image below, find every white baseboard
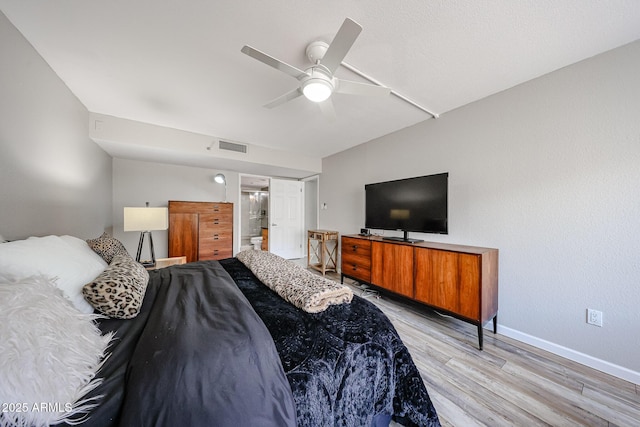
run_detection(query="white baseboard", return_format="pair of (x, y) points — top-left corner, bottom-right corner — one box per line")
(497, 325), (640, 385)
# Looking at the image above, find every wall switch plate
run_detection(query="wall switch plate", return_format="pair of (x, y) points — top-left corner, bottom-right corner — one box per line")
(587, 309), (603, 327)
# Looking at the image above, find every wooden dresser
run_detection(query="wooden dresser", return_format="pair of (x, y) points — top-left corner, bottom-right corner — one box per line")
(341, 235), (498, 350)
(168, 201), (233, 262)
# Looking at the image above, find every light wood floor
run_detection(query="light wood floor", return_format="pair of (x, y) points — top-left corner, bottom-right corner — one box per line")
(325, 273), (640, 426)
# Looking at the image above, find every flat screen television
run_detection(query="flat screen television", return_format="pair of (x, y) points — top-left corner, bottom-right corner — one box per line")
(365, 172), (448, 242)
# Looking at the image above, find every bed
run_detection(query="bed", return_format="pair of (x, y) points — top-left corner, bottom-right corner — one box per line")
(0, 234), (440, 427)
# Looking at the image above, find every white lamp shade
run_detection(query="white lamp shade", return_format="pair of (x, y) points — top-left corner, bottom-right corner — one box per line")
(124, 207), (168, 232)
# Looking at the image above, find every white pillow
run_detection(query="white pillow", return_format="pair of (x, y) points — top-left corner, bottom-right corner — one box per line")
(0, 235), (106, 313)
(59, 235), (109, 269)
(0, 275), (113, 427)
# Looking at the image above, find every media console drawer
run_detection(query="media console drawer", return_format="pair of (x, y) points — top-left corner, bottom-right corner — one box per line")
(342, 236), (371, 257)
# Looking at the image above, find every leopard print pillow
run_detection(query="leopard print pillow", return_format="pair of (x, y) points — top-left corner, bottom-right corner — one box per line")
(236, 250), (352, 313)
(86, 232), (130, 264)
(82, 254), (149, 319)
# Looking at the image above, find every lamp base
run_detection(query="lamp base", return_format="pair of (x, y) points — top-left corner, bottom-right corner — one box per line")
(136, 231), (157, 267)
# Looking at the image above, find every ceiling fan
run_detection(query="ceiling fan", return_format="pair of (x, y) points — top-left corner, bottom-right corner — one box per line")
(241, 18), (391, 116)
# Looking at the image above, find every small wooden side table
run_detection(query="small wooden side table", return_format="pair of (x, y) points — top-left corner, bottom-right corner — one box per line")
(307, 230), (339, 276)
(146, 256), (187, 270)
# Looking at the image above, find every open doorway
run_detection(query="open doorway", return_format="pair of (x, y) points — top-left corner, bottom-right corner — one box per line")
(238, 174), (270, 252)
(238, 174), (319, 259)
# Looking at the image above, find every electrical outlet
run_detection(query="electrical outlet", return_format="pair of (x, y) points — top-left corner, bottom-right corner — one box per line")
(587, 309), (603, 327)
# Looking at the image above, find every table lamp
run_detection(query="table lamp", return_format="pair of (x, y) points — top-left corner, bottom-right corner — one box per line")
(124, 203), (168, 267)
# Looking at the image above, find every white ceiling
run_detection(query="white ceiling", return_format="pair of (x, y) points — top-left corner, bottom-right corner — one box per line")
(2, 1), (640, 166)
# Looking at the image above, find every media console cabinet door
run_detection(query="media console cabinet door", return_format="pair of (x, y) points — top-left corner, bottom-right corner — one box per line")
(414, 248), (481, 321)
(371, 241), (414, 298)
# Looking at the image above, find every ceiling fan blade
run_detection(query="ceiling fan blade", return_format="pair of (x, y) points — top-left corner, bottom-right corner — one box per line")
(263, 88), (303, 109)
(320, 18), (362, 73)
(334, 78), (391, 97)
(318, 98), (337, 121)
(241, 45), (307, 79)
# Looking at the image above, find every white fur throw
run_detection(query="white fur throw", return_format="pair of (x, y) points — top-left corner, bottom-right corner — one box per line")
(236, 250), (353, 313)
(0, 276), (113, 427)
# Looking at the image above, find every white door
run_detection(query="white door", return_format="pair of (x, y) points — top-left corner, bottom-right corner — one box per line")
(269, 179), (304, 259)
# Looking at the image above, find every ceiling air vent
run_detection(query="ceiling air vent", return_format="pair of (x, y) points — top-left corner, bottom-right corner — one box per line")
(219, 140), (247, 153)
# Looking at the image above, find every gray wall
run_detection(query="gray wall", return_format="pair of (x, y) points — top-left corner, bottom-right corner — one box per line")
(112, 158), (239, 259)
(0, 12), (112, 240)
(320, 40), (640, 380)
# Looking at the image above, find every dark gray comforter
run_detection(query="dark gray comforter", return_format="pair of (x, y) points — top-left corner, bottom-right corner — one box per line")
(75, 261), (297, 427)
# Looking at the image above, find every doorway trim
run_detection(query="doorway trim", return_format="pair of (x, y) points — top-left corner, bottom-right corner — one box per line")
(301, 175), (320, 257)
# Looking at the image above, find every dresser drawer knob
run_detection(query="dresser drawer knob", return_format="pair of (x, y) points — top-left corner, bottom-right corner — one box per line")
(352, 245), (358, 251)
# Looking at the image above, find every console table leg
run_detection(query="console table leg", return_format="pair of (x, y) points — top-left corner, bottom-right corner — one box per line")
(477, 324), (484, 350)
(493, 315), (498, 334)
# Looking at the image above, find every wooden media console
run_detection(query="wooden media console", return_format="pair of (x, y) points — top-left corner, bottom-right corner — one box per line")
(341, 235), (498, 349)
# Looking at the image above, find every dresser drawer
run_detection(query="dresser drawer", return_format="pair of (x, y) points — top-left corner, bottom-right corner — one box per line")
(209, 203), (232, 213)
(200, 212), (233, 228)
(199, 247), (233, 261)
(198, 236), (233, 260)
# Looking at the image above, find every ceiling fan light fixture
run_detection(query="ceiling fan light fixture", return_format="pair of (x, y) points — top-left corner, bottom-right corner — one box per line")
(302, 79), (333, 102)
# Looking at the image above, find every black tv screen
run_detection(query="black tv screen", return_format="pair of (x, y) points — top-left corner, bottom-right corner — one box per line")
(365, 173), (448, 239)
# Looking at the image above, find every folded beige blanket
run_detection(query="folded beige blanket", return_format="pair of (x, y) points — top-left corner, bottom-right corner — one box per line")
(236, 250), (353, 313)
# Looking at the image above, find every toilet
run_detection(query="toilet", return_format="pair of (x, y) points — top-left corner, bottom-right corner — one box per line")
(250, 236), (263, 250)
